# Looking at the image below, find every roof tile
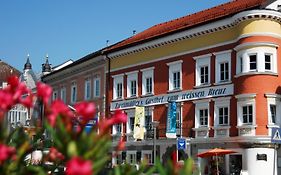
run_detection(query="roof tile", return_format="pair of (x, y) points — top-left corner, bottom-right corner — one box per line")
(107, 0), (266, 52)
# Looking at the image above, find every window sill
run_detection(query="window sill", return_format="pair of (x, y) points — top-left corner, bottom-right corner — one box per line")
(236, 125), (257, 129)
(192, 126), (210, 131)
(212, 125), (231, 129)
(213, 81), (232, 86)
(167, 88), (182, 93)
(141, 93), (154, 97)
(235, 72), (278, 78)
(125, 96), (138, 100)
(112, 98), (124, 102)
(267, 124), (279, 128)
(193, 84), (211, 89)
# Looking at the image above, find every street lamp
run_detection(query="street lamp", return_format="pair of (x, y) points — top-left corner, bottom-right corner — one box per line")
(152, 121), (159, 164)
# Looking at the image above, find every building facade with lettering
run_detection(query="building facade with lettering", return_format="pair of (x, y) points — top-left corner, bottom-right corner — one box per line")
(105, 0), (281, 174)
(42, 51), (106, 131)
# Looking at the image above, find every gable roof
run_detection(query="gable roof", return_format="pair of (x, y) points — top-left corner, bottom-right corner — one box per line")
(106, 0), (267, 53)
(0, 60), (21, 84)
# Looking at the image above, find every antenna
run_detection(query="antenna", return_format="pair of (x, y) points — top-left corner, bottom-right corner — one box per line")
(106, 40), (110, 47)
(133, 30), (136, 35)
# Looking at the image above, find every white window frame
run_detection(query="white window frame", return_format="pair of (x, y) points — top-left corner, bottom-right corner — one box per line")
(167, 60), (183, 92)
(142, 150), (153, 164)
(60, 86), (66, 103)
(93, 77), (101, 98)
(194, 99), (210, 128)
(214, 97), (231, 127)
(127, 151), (137, 164)
(71, 82), (77, 104)
(194, 54), (211, 87)
(236, 94), (256, 126)
(235, 45), (278, 76)
(112, 123), (123, 135)
(113, 74), (124, 100)
(52, 90), (58, 101)
(84, 78), (91, 100)
(214, 50), (231, 84)
(126, 71), (138, 98)
(141, 67), (154, 96)
(265, 94), (281, 127)
(125, 109), (135, 134)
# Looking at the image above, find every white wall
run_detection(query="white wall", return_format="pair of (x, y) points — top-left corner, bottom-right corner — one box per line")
(244, 148), (277, 175)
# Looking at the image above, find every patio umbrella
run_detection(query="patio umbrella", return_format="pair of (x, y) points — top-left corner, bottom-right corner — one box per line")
(197, 148), (236, 175)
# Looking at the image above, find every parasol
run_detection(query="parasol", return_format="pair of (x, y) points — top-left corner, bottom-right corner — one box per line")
(197, 148), (236, 175)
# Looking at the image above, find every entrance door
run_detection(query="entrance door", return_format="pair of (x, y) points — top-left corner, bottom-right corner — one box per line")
(229, 155), (242, 175)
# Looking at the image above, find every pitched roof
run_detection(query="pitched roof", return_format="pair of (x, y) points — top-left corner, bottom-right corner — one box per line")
(106, 0), (266, 52)
(0, 60), (21, 83)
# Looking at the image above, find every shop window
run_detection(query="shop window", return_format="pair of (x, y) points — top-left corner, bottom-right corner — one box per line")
(142, 151), (152, 164)
(141, 67), (154, 96)
(127, 151), (137, 164)
(194, 54), (211, 87)
(167, 60), (183, 91)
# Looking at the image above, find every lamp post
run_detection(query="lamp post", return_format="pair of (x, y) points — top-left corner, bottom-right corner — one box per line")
(152, 121), (159, 164)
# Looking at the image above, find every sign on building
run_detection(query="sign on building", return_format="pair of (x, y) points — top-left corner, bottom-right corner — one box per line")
(271, 128), (281, 144)
(177, 138), (186, 150)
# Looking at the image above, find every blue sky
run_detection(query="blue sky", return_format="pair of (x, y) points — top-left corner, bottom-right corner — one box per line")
(0, 0), (229, 73)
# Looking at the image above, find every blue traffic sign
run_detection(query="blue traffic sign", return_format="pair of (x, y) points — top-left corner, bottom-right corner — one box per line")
(177, 138), (186, 150)
(271, 128), (281, 144)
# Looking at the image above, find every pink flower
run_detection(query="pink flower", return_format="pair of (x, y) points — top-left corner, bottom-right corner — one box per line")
(109, 109), (127, 125)
(47, 147), (65, 161)
(0, 90), (14, 111)
(19, 92), (34, 108)
(12, 82), (29, 101)
(36, 82), (52, 105)
(7, 76), (20, 90)
(46, 100), (73, 127)
(74, 102), (96, 123)
(98, 110), (127, 135)
(66, 157), (92, 175)
(116, 137), (125, 152)
(0, 144), (16, 164)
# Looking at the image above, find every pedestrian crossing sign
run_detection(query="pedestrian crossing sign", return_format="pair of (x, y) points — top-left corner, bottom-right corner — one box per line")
(271, 128), (281, 144)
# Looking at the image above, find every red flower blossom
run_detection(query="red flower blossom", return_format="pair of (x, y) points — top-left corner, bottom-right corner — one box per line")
(19, 92), (34, 108)
(0, 90), (14, 112)
(7, 76), (19, 91)
(109, 109), (127, 125)
(47, 147), (65, 161)
(0, 144), (16, 164)
(116, 137), (125, 152)
(12, 82), (29, 101)
(98, 110), (127, 135)
(74, 102), (96, 124)
(36, 82), (52, 105)
(46, 100), (73, 127)
(66, 157), (92, 175)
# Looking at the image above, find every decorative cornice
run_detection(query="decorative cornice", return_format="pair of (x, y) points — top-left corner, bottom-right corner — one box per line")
(108, 9), (281, 59)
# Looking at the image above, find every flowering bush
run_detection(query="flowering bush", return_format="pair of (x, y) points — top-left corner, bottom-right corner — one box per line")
(0, 76), (196, 175)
